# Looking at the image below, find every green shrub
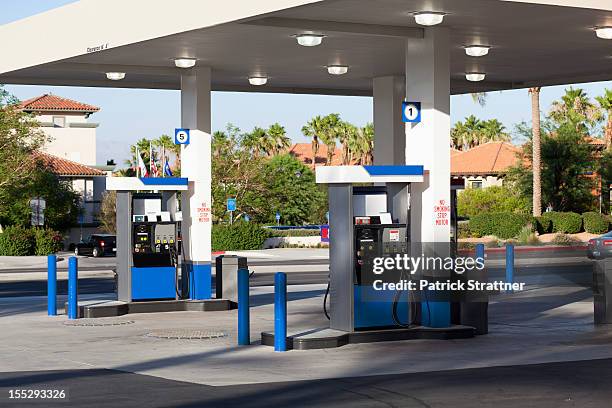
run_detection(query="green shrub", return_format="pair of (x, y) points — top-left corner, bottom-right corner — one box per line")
(582, 212), (610, 234)
(457, 186), (530, 218)
(469, 212), (533, 239)
(538, 211), (583, 234)
(33, 228), (64, 255)
(457, 221), (471, 239)
(0, 226), (35, 256)
(212, 223), (271, 251)
(517, 225), (541, 246)
(535, 215), (553, 234)
(267, 228), (320, 237)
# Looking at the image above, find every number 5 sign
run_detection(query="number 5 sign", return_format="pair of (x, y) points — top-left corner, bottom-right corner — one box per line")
(174, 128), (190, 145)
(402, 101), (421, 123)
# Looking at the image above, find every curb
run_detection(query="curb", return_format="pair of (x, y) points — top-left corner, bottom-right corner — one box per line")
(458, 245), (587, 255)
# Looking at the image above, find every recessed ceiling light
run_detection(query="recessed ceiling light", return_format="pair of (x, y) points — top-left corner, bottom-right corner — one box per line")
(106, 72), (125, 80)
(595, 27), (612, 39)
(413, 12), (445, 26)
(248, 76), (268, 86)
(327, 65), (349, 75)
(465, 72), (486, 82)
(294, 34), (325, 47)
(464, 45), (490, 57)
(174, 58), (197, 68)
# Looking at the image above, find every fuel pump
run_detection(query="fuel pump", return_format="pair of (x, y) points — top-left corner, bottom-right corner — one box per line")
(106, 177), (188, 304)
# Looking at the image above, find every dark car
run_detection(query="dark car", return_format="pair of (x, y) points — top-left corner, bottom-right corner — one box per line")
(75, 234), (116, 257)
(587, 231), (612, 259)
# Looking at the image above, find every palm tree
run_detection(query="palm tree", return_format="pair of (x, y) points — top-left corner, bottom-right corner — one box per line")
(530, 87), (542, 217)
(301, 116), (326, 166)
(153, 134), (180, 173)
(267, 122), (291, 155)
(480, 119), (510, 143)
(451, 115), (482, 150)
(550, 87), (602, 134)
(124, 138), (151, 171)
(319, 114), (341, 165)
(595, 89), (612, 150)
(336, 121), (357, 164)
(349, 123), (374, 165)
(243, 126), (267, 156)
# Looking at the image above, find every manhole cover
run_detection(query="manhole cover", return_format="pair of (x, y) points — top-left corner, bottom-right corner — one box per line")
(146, 329), (227, 340)
(63, 319), (135, 327)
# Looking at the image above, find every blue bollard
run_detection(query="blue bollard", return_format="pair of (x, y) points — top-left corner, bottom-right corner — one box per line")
(47, 255), (57, 316)
(237, 268), (250, 346)
(506, 244), (514, 293)
(274, 272), (287, 352)
(475, 243), (485, 265)
(68, 257), (78, 319)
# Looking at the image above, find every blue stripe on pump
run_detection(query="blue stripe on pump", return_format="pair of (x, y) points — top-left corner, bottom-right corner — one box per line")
(140, 177), (188, 185)
(363, 165), (424, 176)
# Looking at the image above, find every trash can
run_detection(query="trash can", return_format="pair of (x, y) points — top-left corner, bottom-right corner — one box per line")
(216, 255), (247, 305)
(594, 259), (612, 324)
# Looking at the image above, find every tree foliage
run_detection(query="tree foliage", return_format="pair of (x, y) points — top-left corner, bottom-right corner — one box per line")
(507, 123), (597, 213)
(451, 115), (510, 151)
(457, 186), (530, 218)
(0, 86), (79, 231)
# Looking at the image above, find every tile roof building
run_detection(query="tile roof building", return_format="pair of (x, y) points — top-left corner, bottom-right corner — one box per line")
(18, 94), (100, 114)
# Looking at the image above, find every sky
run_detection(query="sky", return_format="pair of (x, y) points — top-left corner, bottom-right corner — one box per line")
(3, 0), (612, 167)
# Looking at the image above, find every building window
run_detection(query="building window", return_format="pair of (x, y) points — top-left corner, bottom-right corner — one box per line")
(52, 116), (66, 127)
(470, 181), (483, 189)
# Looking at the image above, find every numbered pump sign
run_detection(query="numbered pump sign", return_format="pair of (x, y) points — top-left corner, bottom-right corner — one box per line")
(402, 101), (421, 123)
(174, 128), (190, 145)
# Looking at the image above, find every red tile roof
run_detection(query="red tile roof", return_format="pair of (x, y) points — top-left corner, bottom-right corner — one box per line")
(451, 142), (521, 176)
(18, 94), (100, 113)
(288, 143), (358, 166)
(34, 151), (105, 177)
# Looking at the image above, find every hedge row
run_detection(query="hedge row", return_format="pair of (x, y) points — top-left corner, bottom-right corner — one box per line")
(0, 226), (63, 256)
(212, 223), (271, 251)
(535, 211), (611, 235)
(469, 211), (611, 239)
(469, 212), (534, 239)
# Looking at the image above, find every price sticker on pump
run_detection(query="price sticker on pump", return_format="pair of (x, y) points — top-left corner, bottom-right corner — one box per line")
(402, 101), (421, 123)
(174, 128), (190, 145)
(389, 229), (400, 242)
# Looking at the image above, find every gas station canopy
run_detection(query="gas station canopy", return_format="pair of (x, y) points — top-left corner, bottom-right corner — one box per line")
(1, 0), (612, 95)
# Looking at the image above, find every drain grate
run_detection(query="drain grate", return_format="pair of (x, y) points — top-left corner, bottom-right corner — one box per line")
(146, 329), (228, 340)
(63, 319), (135, 327)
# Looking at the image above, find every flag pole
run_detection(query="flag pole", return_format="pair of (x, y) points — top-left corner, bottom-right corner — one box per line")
(162, 145), (165, 178)
(136, 146), (139, 178)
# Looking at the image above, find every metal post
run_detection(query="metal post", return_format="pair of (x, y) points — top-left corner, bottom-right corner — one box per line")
(274, 272), (287, 352)
(68, 257), (78, 319)
(237, 268), (250, 346)
(475, 243), (485, 265)
(505, 244), (514, 293)
(47, 254), (57, 316)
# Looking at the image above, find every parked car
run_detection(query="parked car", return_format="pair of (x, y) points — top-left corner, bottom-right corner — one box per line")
(587, 231), (612, 259)
(75, 234), (116, 257)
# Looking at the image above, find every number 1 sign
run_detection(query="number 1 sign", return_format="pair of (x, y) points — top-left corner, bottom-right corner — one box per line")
(402, 101), (421, 123)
